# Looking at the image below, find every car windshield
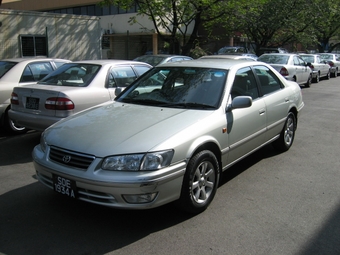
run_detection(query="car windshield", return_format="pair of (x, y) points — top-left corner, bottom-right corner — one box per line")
(116, 67), (228, 109)
(300, 56), (314, 63)
(0, 61), (17, 78)
(37, 63), (101, 86)
(258, 55), (289, 64)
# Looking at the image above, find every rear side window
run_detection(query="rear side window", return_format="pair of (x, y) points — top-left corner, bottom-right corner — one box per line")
(254, 65), (283, 95)
(108, 66), (137, 88)
(133, 65), (151, 76)
(20, 62), (54, 82)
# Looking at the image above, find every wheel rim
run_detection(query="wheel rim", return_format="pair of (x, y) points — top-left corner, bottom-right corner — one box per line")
(9, 119), (26, 132)
(283, 117), (294, 146)
(191, 161), (216, 204)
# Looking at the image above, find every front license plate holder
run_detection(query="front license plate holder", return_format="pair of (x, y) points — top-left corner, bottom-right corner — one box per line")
(53, 174), (77, 198)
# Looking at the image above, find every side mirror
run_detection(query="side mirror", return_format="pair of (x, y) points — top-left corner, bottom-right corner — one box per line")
(227, 96), (252, 112)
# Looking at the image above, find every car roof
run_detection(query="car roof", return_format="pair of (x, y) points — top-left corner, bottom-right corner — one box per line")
(157, 58), (258, 69)
(0, 57), (70, 63)
(69, 59), (152, 66)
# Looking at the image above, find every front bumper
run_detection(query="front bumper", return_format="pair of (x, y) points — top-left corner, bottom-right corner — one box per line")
(8, 109), (61, 131)
(33, 144), (186, 209)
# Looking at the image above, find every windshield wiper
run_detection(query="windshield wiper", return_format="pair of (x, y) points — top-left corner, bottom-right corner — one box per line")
(161, 102), (216, 109)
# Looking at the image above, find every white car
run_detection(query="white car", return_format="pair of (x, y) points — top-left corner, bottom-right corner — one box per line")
(319, 53), (340, 77)
(300, 54), (330, 82)
(9, 60), (152, 131)
(258, 53), (312, 87)
(0, 58), (71, 134)
(32, 59), (304, 214)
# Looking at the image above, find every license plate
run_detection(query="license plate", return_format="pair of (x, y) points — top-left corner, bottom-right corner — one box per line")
(26, 97), (39, 110)
(53, 174), (77, 198)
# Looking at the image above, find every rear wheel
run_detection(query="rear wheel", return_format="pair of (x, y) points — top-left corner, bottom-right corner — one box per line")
(4, 108), (27, 135)
(325, 71), (330, 80)
(312, 73), (320, 83)
(177, 150), (219, 214)
(305, 74), (312, 87)
(272, 112), (296, 152)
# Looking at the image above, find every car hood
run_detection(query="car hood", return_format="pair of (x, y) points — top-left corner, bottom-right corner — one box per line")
(44, 101), (215, 157)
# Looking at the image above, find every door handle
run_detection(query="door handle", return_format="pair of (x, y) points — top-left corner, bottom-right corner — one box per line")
(259, 108), (265, 115)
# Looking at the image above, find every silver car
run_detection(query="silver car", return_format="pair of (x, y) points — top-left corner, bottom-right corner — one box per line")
(134, 54), (193, 66)
(9, 60), (152, 131)
(33, 59), (304, 214)
(258, 53), (312, 87)
(319, 53), (340, 77)
(299, 54), (331, 82)
(0, 58), (71, 134)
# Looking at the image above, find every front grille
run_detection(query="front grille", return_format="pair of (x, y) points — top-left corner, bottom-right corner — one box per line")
(49, 146), (95, 169)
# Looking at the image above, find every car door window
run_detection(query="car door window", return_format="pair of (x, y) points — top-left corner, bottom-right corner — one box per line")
(20, 62), (54, 82)
(231, 67), (259, 100)
(108, 66), (137, 88)
(254, 65), (283, 95)
(133, 65), (151, 76)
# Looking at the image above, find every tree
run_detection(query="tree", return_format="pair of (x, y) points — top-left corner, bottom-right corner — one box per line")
(311, 0), (340, 53)
(98, 0), (232, 55)
(231, 0), (317, 54)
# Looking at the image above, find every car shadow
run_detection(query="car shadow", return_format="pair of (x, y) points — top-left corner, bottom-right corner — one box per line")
(219, 144), (279, 186)
(0, 129), (41, 166)
(0, 180), (194, 255)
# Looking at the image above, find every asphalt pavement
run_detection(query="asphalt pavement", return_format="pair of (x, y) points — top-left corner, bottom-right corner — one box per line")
(0, 77), (340, 255)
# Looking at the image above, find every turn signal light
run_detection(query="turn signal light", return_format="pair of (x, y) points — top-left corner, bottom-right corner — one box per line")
(10, 92), (19, 105)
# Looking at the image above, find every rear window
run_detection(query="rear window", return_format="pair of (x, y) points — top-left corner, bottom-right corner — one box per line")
(38, 63), (101, 87)
(0, 61), (17, 78)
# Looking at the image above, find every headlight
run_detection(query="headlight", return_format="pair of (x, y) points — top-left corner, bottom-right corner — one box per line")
(102, 150), (174, 171)
(40, 132), (47, 153)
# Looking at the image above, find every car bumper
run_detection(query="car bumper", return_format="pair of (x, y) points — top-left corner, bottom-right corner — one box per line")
(33, 144), (186, 209)
(8, 109), (61, 131)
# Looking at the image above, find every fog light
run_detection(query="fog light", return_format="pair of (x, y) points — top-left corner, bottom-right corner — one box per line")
(122, 192), (158, 204)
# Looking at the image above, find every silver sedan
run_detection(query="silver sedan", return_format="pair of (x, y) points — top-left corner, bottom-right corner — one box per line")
(300, 54), (330, 82)
(9, 60), (152, 131)
(32, 59), (304, 214)
(258, 53), (312, 87)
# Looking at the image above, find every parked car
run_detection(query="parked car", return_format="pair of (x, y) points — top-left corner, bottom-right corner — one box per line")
(258, 47), (288, 56)
(299, 54), (330, 82)
(258, 53), (312, 87)
(319, 53), (340, 77)
(9, 60), (152, 131)
(217, 46), (249, 54)
(0, 58), (71, 134)
(134, 54), (193, 66)
(32, 59), (304, 214)
(201, 53), (257, 61)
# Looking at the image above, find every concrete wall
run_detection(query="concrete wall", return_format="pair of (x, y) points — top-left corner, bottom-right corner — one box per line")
(0, 9), (102, 60)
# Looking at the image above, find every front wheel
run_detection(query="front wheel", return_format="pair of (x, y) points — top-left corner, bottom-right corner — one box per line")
(272, 112), (296, 152)
(177, 150), (219, 214)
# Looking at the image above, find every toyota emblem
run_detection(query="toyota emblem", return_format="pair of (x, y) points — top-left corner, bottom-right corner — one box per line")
(62, 155), (71, 163)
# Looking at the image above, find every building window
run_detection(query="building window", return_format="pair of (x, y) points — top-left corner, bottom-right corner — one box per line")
(20, 35), (47, 57)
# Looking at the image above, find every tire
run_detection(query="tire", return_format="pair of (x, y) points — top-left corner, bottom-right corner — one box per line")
(326, 71), (330, 80)
(331, 70), (338, 78)
(312, 73), (319, 83)
(4, 108), (27, 135)
(305, 74), (312, 87)
(177, 150), (219, 214)
(272, 112), (296, 152)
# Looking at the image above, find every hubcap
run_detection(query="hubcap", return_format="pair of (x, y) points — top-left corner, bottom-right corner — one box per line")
(191, 161), (215, 204)
(284, 117), (294, 146)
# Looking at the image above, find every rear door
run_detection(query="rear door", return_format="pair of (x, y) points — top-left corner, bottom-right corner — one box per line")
(253, 65), (290, 140)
